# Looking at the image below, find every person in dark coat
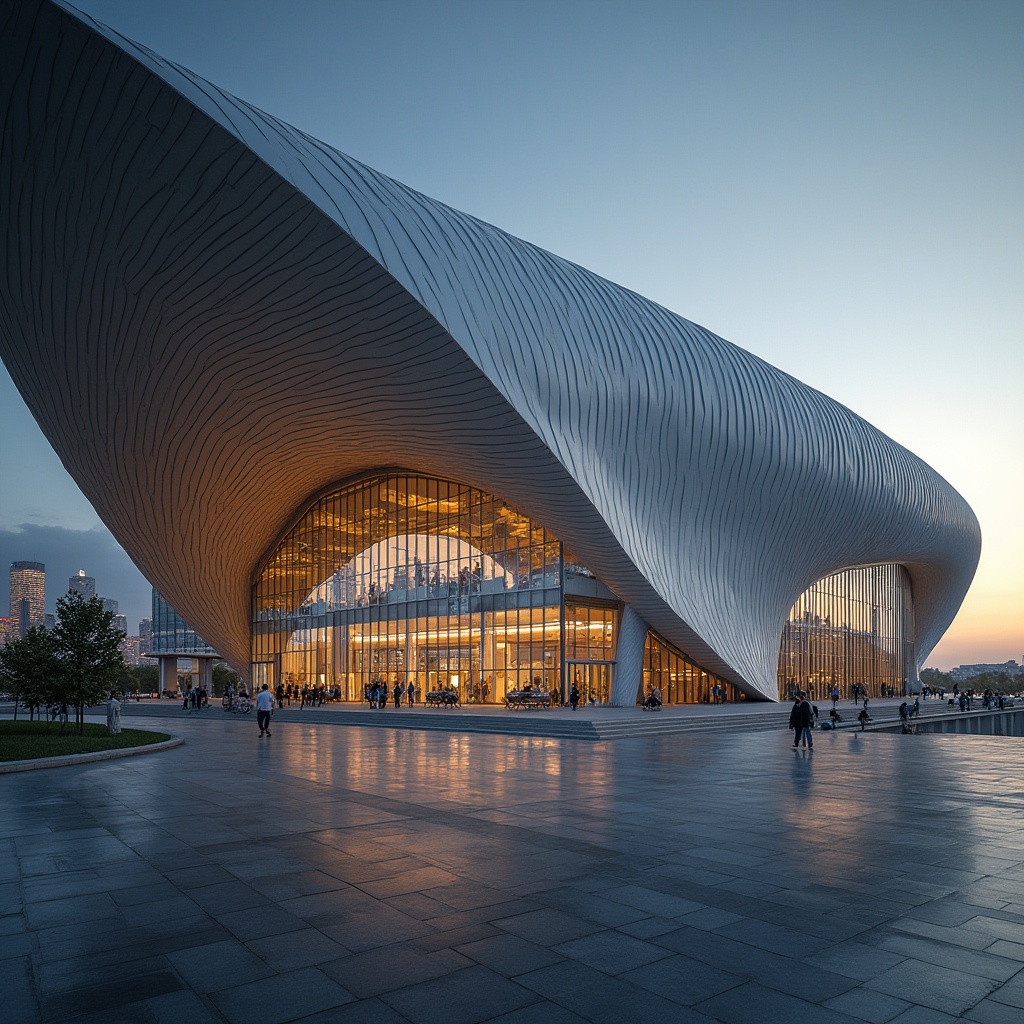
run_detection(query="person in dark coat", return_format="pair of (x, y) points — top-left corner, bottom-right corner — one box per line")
(788, 693), (814, 749)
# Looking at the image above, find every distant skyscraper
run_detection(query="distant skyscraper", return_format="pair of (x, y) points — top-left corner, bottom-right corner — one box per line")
(100, 597), (118, 614)
(150, 591), (217, 656)
(111, 613), (128, 635)
(139, 617), (152, 655)
(0, 617), (16, 647)
(68, 569), (96, 599)
(10, 561), (44, 638)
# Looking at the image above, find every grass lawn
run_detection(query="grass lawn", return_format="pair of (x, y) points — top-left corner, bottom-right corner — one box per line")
(0, 720), (171, 762)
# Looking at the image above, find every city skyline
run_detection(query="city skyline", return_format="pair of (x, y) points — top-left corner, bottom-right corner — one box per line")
(1, 0), (1021, 670)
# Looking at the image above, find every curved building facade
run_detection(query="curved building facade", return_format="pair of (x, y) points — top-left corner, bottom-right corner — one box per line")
(0, 0), (981, 703)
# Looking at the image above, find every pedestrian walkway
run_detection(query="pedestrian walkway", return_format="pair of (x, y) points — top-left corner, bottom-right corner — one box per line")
(117, 693), (997, 742)
(5, 711), (1024, 1022)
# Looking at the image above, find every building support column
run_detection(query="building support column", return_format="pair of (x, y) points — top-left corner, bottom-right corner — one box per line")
(159, 657), (177, 696)
(198, 657), (213, 694)
(611, 604), (647, 706)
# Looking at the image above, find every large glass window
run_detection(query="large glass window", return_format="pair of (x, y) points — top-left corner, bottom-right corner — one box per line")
(252, 470), (776, 706)
(643, 631), (740, 705)
(253, 472), (564, 703)
(778, 563), (914, 701)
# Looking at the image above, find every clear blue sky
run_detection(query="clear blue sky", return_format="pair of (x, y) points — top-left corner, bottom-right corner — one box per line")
(1, 0), (1021, 667)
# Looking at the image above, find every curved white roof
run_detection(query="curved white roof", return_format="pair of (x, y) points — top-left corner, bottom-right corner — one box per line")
(0, 0), (980, 697)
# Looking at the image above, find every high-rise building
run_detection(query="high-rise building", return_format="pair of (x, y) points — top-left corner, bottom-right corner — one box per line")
(119, 635), (142, 666)
(68, 569), (96, 599)
(10, 561), (44, 638)
(100, 597), (118, 614)
(139, 617), (152, 655)
(150, 591), (219, 694)
(0, 617), (16, 647)
(111, 613), (128, 635)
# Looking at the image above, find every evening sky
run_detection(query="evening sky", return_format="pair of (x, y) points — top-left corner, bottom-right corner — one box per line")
(1, 0), (1020, 668)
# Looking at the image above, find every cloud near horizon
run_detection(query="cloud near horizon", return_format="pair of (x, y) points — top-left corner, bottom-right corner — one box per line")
(0, 522), (153, 632)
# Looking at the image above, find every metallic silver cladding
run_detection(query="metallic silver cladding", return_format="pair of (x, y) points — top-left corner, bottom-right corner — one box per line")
(0, 0), (980, 697)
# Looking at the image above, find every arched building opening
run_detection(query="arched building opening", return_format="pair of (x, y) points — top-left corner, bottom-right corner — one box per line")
(778, 564), (915, 702)
(251, 470), (736, 705)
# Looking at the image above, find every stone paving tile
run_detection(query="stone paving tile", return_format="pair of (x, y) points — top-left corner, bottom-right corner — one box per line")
(317, 895), (435, 951)
(868, 930), (1022, 981)
(210, 965), (356, 1023)
(865, 957), (999, 1015)
(455, 932), (565, 976)
(493, 907), (603, 946)
(218, 903), (311, 941)
(142, 988), (226, 1023)
(22, 892), (121, 930)
(985, 968), (1024, 1009)
(485, 1003), (595, 1024)
(599, 883), (705, 918)
(320, 942), (472, 998)
(184, 878), (273, 916)
(247, 927), (351, 970)
(823, 985), (913, 1022)
(517, 960), (717, 1024)
(695, 980), (864, 1024)
(410, 920), (505, 952)
(0, 955), (40, 1024)
(964, 997), (1024, 1023)
(889, 1007), (958, 1024)
(293, 996), (411, 1022)
(805, 940), (909, 982)
(619, 953), (744, 1005)
(380, 964), (538, 1024)
(34, 954), (176, 1000)
(41, 968), (183, 1022)
(166, 937), (273, 993)
(552, 928), (671, 974)
(984, 938), (1024, 961)
(963, 914), (1024, 942)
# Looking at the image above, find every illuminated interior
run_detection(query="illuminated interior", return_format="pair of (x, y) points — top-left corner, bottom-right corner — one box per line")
(251, 470), (732, 704)
(252, 472), (914, 704)
(778, 563), (915, 701)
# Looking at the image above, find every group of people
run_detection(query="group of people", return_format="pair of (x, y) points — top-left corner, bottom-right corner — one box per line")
(898, 698), (921, 732)
(365, 680), (420, 708)
(182, 685), (209, 711)
(789, 693), (816, 747)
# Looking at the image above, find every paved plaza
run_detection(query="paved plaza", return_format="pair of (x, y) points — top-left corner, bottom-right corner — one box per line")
(3, 710), (1024, 1023)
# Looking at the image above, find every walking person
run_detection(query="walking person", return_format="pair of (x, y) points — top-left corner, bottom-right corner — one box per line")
(788, 692), (813, 749)
(256, 682), (275, 738)
(569, 683), (580, 711)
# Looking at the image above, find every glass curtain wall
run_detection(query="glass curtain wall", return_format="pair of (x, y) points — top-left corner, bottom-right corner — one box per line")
(151, 592), (218, 657)
(643, 631), (740, 704)
(253, 472), (564, 703)
(778, 563), (915, 701)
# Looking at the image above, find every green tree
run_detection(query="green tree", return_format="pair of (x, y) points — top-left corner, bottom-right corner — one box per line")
(920, 667), (953, 691)
(212, 663), (240, 697)
(52, 592), (127, 735)
(125, 664), (159, 694)
(0, 627), (60, 721)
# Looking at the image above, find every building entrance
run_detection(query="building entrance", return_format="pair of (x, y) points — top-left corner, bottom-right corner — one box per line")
(564, 660), (612, 705)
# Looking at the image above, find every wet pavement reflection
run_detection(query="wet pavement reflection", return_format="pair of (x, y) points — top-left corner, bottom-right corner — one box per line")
(4, 713), (1024, 1022)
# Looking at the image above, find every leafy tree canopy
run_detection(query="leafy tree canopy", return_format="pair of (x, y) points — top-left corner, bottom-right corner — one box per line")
(52, 591), (127, 733)
(0, 626), (61, 719)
